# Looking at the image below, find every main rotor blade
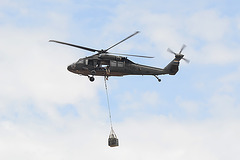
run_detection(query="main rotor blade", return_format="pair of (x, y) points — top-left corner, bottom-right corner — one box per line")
(108, 52), (154, 58)
(49, 40), (99, 52)
(105, 31), (140, 52)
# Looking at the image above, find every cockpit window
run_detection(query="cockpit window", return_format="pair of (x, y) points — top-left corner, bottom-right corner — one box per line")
(77, 59), (84, 64)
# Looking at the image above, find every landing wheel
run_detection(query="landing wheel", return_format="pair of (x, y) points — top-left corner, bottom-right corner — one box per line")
(154, 75), (161, 82)
(89, 76), (95, 82)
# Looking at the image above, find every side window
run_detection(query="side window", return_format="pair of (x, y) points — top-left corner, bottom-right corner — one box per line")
(118, 62), (124, 67)
(110, 60), (117, 67)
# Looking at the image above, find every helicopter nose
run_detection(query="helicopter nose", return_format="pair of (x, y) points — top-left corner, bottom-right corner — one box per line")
(67, 63), (77, 72)
(67, 65), (73, 72)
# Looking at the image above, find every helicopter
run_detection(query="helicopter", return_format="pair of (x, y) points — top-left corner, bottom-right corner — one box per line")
(49, 31), (189, 82)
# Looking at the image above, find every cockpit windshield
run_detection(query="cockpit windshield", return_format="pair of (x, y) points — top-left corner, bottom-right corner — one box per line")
(77, 59), (84, 64)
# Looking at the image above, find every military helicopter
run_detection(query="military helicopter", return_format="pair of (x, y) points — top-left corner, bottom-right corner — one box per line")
(49, 31), (189, 82)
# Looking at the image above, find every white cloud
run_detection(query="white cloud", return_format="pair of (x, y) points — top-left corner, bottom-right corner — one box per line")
(116, 115), (240, 160)
(1, 0), (240, 160)
(176, 97), (200, 115)
(105, 4), (240, 65)
(1, 113), (240, 160)
(187, 10), (230, 42)
(220, 66), (240, 85)
(194, 43), (240, 64)
(118, 91), (163, 111)
(209, 94), (240, 119)
(0, 25), (102, 120)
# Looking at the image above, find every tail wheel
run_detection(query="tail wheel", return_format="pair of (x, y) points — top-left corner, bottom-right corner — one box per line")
(89, 76), (95, 82)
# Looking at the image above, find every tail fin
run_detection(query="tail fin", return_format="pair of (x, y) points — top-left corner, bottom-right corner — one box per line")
(163, 44), (189, 75)
(163, 59), (180, 75)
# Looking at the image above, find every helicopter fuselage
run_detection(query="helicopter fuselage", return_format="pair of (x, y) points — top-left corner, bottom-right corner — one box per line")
(67, 54), (168, 78)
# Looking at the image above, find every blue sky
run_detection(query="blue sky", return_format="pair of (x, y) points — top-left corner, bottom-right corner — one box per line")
(1, 0), (240, 159)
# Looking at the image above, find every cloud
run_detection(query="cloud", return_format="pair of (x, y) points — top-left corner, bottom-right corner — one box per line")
(1, 111), (240, 160)
(104, 4), (240, 65)
(187, 10), (230, 42)
(176, 97), (200, 115)
(119, 91), (161, 110)
(1, 0), (240, 159)
(0, 24), (103, 120)
(116, 115), (240, 160)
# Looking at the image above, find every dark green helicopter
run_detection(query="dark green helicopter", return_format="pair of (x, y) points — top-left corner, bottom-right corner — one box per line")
(49, 31), (189, 82)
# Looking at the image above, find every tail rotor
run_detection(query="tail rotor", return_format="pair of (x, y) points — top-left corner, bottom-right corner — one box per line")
(167, 44), (190, 63)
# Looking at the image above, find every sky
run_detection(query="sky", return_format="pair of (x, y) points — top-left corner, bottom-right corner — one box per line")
(1, 0), (240, 159)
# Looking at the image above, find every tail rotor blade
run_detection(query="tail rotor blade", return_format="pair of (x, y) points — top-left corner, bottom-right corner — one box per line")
(168, 44), (190, 63)
(167, 48), (177, 55)
(179, 44), (186, 54)
(183, 57), (190, 63)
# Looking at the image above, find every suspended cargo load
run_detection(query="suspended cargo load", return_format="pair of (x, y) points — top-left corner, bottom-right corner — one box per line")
(105, 77), (119, 147)
(108, 127), (119, 147)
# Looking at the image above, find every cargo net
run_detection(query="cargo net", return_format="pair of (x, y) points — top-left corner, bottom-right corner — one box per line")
(108, 127), (119, 147)
(104, 77), (119, 147)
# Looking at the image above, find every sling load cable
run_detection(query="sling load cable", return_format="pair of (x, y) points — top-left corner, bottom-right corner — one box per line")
(104, 76), (119, 147)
